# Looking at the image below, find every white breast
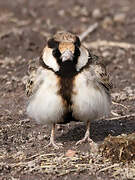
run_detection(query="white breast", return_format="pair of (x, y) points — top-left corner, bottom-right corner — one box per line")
(72, 70), (111, 122)
(27, 69), (66, 124)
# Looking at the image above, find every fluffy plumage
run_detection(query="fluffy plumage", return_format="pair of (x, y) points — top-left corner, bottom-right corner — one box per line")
(26, 31), (112, 148)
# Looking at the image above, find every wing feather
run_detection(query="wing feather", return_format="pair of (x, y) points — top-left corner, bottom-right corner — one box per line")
(88, 50), (112, 93)
(91, 62), (112, 92)
(26, 58), (41, 97)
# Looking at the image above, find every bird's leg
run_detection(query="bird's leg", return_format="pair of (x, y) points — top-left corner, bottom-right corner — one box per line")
(76, 121), (93, 145)
(45, 123), (63, 149)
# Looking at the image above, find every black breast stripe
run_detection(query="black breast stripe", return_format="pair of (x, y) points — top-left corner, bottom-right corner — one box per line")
(53, 47), (80, 108)
(56, 61), (78, 107)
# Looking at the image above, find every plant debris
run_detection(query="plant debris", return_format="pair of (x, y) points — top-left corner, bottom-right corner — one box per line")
(100, 133), (135, 162)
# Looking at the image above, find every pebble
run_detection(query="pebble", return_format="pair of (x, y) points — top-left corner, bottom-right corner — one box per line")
(128, 58), (132, 64)
(102, 16), (113, 29)
(102, 51), (110, 58)
(113, 13), (126, 23)
(80, 7), (89, 16)
(111, 92), (122, 101)
(120, 93), (127, 101)
(92, 8), (102, 19)
(70, 6), (89, 17)
(70, 6), (80, 17)
(65, 150), (76, 157)
(58, 9), (65, 17)
(124, 86), (134, 95)
(37, 134), (44, 141)
(116, 49), (125, 57)
(80, 17), (88, 22)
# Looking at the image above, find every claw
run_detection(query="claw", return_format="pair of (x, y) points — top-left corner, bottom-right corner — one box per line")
(45, 123), (63, 149)
(76, 136), (93, 145)
(45, 141), (63, 149)
(76, 121), (93, 145)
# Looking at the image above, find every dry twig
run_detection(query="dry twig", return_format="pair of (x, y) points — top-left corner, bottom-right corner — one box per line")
(105, 113), (135, 121)
(111, 110), (119, 116)
(112, 101), (128, 110)
(98, 164), (119, 172)
(79, 23), (98, 42)
(84, 40), (135, 49)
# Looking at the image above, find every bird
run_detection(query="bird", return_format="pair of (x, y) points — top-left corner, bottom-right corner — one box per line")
(26, 31), (112, 149)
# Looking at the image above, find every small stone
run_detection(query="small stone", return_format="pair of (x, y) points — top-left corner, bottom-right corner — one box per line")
(128, 58), (132, 64)
(58, 10), (65, 17)
(116, 49), (125, 57)
(37, 134), (44, 141)
(18, 110), (23, 115)
(80, 7), (89, 16)
(80, 17), (88, 22)
(102, 51), (110, 58)
(111, 92), (120, 100)
(92, 9), (102, 19)
(113, 13), (126, 23)
(102, 16), (113, 29)
(124, 86), (133, 95)
(70, 6), (80, 17)
(120, 93), (127, 101)
(65, 150), (76, 157)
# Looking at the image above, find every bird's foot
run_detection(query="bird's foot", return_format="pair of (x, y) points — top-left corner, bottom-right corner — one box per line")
(76, 136), (98, 153)
(45, 141), (63, 149)
(76, 136), (93, 145)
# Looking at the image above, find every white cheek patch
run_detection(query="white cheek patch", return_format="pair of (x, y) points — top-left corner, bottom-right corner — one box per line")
(76, 46), (89, 71)
(42, 47), (60, 72)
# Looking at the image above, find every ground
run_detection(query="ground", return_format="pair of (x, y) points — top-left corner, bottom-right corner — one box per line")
(0, 0), (135, 179)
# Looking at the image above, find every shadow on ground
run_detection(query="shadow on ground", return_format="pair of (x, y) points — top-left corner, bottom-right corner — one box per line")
(57, 117), (135, 143)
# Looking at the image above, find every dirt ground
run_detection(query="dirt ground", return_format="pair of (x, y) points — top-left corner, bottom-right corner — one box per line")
(0, 0), (135, 179)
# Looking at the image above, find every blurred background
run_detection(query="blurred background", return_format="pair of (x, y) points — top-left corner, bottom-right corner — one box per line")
(0, 0), (135, 179)
(0, 0), (135, 58)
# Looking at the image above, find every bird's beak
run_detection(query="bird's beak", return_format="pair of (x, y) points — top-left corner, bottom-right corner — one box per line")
(61, 50), (74, 62)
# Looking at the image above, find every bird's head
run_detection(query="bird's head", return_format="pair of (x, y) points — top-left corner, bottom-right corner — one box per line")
(48, 31), (81, 62)
(41, 31), (89, 74)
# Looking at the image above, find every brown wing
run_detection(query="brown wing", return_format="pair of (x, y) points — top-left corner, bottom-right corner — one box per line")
(27, 57), (40, 74)
(26, 57), (40, 97)
(26, 72), (36, 97)
(91, 62), (112, 92)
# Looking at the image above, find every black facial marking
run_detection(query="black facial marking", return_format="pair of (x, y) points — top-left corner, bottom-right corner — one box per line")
(74, 36), (81, 47)
(73, 46), (80, 65)
(52, 48), (62, 65)
(52, 48), (61, 59)
(47, 38), (59, 49)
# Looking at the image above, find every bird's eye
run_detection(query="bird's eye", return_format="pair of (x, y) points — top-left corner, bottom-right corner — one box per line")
(48, 38), (59, 49)
(74, 36), (81, 47)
